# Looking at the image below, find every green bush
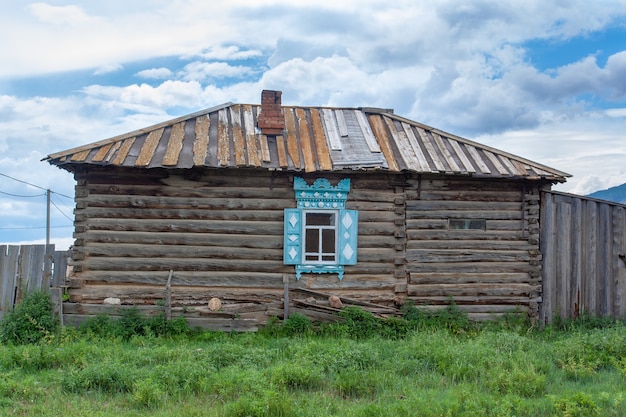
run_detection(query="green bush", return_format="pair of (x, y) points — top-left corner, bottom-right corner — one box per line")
(0, 291), (58, 345)
(281, 313), (313, 336)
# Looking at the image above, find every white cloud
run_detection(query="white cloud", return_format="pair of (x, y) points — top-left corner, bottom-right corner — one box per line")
(93, 63), (123, 75)
(136, 67), (174, 79)
(27, 3), (100, 26)
(197, 45), (263, 61)
(181, 62), (255, 81)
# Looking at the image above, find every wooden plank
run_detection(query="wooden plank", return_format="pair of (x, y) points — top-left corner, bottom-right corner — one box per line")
(614, 206), (625, 317)
(585, 201), (598, 315)
(321, 109), (342, 150)
(570, 197), (582, 318)
(105, 141), (122, 163)
(284, 108), (302, 168)
(416, 128), (447, 172)
(70, 149), (90, 162)
(384, 117), (420, 171)
(15, 245), (46, 303)
(242, 104), (260, 166)
(464, 144), (491, 174)
(135, 128), (164, 167)
(483, 150), (510, 175)
(598, 203), (611, 316)
(229, 105), (247, 166)
(367, 115), (399, 171)
(540, 192), (554, 323)
(296, 108), (317, 172)
(354, 110), (381, 152)
(402, 123), (429, 171)
(52, 250), (69, 287)
(111, 137), (136, 166)
(310, 109), (333, 170)
(432, 133), (461, 172)
(0, 246), (19, 316)
(447, 139), (476, 173)
(161, 123), (184, 166)
(276, 135), (288, 168)
(217, 109), (231, 166)
(92, 143), (113, 162)
(259, 134), (271, 162)
(336, 110), (349, 137)
(193, 114), (210, 166)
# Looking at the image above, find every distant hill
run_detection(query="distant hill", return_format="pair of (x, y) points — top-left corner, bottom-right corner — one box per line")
(587, 183), (626, 204)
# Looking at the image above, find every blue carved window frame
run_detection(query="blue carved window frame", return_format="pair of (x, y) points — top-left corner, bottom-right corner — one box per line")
(284, 177), (358, 280)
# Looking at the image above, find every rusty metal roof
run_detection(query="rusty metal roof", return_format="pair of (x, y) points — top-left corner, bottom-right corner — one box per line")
(45, 102), (570, 182)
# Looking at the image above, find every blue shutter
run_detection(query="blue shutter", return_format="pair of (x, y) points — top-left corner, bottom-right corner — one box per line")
(283, 208), (302, 265)
(338, 209), (358, 265)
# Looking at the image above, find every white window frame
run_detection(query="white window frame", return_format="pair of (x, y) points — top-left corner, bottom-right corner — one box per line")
(303, 209), (338, 264)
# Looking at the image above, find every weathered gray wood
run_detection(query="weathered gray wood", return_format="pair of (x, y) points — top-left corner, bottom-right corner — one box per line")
(0, 246), (19, 317)
(540, 191), (626, 322)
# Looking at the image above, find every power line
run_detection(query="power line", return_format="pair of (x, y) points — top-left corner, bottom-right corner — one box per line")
(50, 197), (74, 222)
(0, 190), (47, 198)
(0, 225), (73, 230)
(0, 172), (73, 199)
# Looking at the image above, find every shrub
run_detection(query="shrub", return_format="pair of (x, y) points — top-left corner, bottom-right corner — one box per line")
(336, 307), (381, 339)
(281, 313), (313, 336)
(551, 392), (600, 417)
(0, 291), (58, 345)
(268, 362), (324, 390)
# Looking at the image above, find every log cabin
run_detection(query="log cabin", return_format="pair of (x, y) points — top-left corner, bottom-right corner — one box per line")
(45, 90), (570, 328)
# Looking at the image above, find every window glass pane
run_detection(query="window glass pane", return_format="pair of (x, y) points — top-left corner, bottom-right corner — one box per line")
(322, 229), (335, 253)
(449, 219), (486, 230)
(306, 212), (334, 226)
(322, 255), (335, 262)
(305, 229), (319, 252)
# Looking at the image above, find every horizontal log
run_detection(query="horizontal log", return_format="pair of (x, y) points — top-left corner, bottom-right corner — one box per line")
(80, 257), (289, 273)
(406, 210), (522, 220)
(408, 230), (526, 241)
(83, 194), (294, 211)
(407, 240), (533, 251)
(409, 272), (530, 285)
(78, 207), (283, 222)
(62, 313), (258, 332)
(78, 243), (282, 260)
(407, 261), (534, 273)
(406, 200), (521, 211)
(406, 249), (531, 263)
(406, 295), (539, 305)
(78, 231), (283, 249)
(409, 304), (528, 313)
(85, 183), (293, 199)
(407, 283), (539, 297)
(86, 218), (283, 235)
(72, 285), (285, 302)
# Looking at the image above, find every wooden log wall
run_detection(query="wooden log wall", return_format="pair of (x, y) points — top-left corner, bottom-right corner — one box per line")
(540, 191), (626, 323)
(404, 176), (544, 320)
(69, 168), (404, 318)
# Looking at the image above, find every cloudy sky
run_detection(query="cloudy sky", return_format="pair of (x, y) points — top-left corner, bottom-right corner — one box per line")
(1, 0), (626, 249)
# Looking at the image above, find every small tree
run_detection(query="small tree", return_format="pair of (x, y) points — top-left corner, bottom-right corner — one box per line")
(0, 291), (59, 344)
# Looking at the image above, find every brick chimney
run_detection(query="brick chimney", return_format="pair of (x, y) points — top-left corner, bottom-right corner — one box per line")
(257, 90), (285, 135)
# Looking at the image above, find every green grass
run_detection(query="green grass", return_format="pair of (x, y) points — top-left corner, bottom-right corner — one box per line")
(0, 315), (625, 416)
(1, 294), (625, 416)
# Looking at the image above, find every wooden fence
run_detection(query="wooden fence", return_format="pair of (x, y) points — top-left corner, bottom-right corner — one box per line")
(540, 191), (626, 323)
(0, 245), (68, 319)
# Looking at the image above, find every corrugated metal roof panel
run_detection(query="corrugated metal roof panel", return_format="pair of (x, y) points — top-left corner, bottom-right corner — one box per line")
(45, 102), (571, 182)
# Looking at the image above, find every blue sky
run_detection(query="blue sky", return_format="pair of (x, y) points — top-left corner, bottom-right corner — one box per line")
(1, 0), (626, 249)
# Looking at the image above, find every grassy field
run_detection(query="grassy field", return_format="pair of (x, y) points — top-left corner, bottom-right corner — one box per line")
(0, 295), (625, 416)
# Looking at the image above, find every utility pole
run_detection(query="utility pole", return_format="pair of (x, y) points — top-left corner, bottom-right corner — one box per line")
(46, 189), (51, 246)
